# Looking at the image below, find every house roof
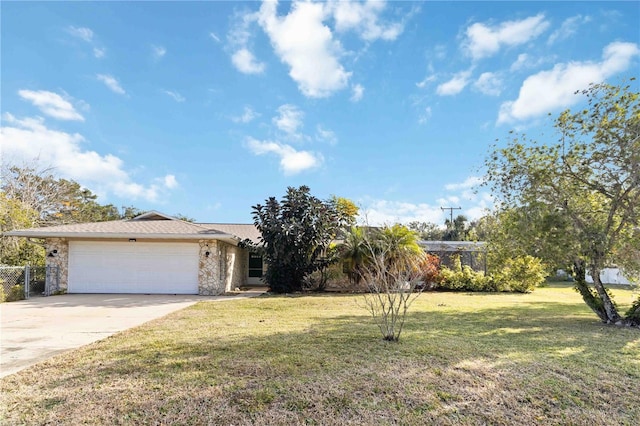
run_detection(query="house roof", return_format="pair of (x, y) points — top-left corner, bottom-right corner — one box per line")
(419, 240), (487, 252)
(3, 213), (261, 245)
(198, 223), (261, 244)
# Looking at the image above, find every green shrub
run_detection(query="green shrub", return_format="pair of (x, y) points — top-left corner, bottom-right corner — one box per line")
(0, 285), (5, 303)
(625, 297), (640, 323)
(493, 255), (546, 293)
(6, 284), (26, 302)
(436, 254), (545, 293)
(437, 255), (492, 292)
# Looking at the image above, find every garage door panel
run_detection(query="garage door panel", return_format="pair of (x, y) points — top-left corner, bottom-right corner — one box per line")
(68, 241), (199, 294)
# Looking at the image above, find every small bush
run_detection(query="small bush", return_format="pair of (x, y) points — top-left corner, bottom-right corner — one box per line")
(6, 284), (26, 302)
(625, 297), (640, 323)
(0, 285), (5, 303)
(493, 255), (546, 293)
(418, 253), (441, 289)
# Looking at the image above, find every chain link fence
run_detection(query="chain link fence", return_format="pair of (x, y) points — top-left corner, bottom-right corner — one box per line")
(0, 266), (60, 300)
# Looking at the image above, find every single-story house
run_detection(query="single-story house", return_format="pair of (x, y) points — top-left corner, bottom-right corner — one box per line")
(5, 211), (264, 295)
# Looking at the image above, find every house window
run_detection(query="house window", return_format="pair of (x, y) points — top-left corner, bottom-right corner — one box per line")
(248, 253), (263, 278)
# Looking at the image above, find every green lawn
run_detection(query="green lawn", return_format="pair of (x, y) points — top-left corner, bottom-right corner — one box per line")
(2, 284), (639, 425)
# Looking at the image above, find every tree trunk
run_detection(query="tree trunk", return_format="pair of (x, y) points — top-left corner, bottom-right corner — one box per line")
(590, 262), (622, 324)
(573, 259), (608, 322)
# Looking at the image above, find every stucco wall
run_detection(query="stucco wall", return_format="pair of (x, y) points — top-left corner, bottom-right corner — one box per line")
(223, 244), (247, 292)
(44, 238), (69, 291)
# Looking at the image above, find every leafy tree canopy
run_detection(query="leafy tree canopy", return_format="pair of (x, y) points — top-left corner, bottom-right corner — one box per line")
(485, 79), (639, 326)
(442, 214), (470, 241)
(331, 196), (359, 226)
(2, 164), (122, 226)
(248, 186), (351, 293)
(1, 164), (156, 265)
(406, 221), (445, 241)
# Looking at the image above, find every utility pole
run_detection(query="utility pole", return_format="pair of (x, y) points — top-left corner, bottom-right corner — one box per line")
(440, 206), (461, 224)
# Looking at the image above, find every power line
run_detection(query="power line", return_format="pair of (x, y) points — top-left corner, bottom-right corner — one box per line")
(440, 206), (461, 224)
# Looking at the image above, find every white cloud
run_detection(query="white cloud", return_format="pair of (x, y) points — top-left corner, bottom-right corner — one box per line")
(436, 70), (472, 96)
(257, 0), (351, 98)
(246, 137), (322, 175)
(228, 9), (257, 47)
(18, 90), (84, 121)
(548, 15), (591, 45)
(330, 0), (404, 41)
(66, 26), (106, 59)
(464, 14), (550, 60)
(163, 174), (178, 189)
(67, 26), (94, 42)
(162, 90), (185, 103)
(509, 52), (549, 72)
(273, 104), (304, 136)
(418, 106), (432, 125)
(152, 45), (166, 59)
(463, 192), (494, 221)
(444, 176), (483, 191)
(359, 175), (493, 226)
(358, 199), (444, 226)
(474, 72), (503, 96)
(209, 32), (221, 43)
(316, 125), (337, 145)
(96, 74), (126, 95)
(416, 74), (436, 88)
(1, 114), (171, 202)
(226, 10), (266, 74)
(510, 53), (529, 71)
(434, 44), (447, 60)
(231, 48), (266, 74)
(93, 47), (106, 58)
(350, 83), (364, 102)
(442, 176), (494, 221)
(498, 41), (639, 123)
(232, 106), (259, 124)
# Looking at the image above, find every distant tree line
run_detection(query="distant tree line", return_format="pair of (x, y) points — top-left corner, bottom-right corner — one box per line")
(406, 214), (489, 242)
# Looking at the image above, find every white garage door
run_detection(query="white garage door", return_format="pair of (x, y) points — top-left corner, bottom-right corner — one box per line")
(68, 241), (199, 294)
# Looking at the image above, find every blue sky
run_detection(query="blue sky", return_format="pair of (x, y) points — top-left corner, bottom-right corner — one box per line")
(2, 1), (639, 225)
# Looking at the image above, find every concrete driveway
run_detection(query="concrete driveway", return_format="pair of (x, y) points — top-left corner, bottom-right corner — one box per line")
(0, 292), (261, 378)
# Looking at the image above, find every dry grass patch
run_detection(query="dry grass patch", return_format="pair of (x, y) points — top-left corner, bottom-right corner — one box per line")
(1, 284), (639, 425)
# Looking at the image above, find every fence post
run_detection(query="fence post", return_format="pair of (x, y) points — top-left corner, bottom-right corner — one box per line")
(24, 265), (30, 299)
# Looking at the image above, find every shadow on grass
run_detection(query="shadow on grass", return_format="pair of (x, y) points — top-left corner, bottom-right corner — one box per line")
(64, 295), (639, 381)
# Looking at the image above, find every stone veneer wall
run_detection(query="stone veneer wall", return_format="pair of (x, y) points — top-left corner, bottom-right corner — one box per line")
(45, 238), (69, 291)
(198, 240), (249, 295)
(198, 240), (222, 295)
